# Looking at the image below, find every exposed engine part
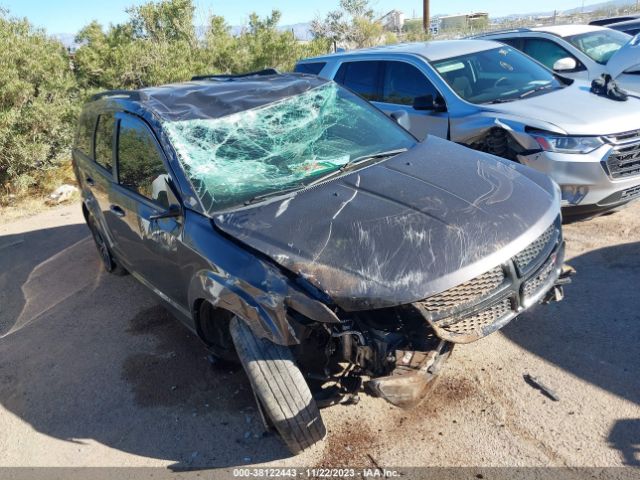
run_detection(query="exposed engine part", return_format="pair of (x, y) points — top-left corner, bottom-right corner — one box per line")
(367, 340), (453, 408)
(472, 128), (522, 161)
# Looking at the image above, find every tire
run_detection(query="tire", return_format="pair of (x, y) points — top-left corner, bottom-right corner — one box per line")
(87, 215), (127, 276)
(229, 317), (326, 454)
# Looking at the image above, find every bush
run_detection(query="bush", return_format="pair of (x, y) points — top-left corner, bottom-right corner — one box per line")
(0, 11), (80, 201)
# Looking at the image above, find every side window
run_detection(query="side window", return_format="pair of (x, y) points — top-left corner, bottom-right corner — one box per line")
(496, 37), (522, 49)
(117, 115), (170, 207)
(522, 38), (581, 70)
(75, 113), (95, 157)
(94, 113), (115, 171)
(294, 62), (326, 75)
(381, 61), (440, 106)
(334, 61), (382, 101)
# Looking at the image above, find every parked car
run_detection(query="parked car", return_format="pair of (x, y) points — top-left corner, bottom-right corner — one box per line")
(296, 40), (640, 218)
(475, 25), (640, 93)
(73, 72), (569, 454)
(589, 14), (639, 27)
(606, 18), (640, 37)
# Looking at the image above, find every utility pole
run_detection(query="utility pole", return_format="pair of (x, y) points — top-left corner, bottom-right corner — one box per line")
(423, 0), (430, 33)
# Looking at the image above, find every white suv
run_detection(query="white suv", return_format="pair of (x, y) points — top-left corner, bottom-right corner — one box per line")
(476, 25), (640, 93)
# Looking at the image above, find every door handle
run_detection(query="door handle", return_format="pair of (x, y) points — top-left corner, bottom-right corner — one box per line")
(109, 205), (126, 217)
(86, 176), (95, 186)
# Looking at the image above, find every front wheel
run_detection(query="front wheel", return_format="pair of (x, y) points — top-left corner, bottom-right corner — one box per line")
(229, 317), (326, 454)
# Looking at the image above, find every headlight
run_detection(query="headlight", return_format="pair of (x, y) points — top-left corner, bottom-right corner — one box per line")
(531, 132), (604, 154)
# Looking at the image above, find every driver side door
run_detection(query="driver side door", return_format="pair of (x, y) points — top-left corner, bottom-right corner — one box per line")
(106, 112), (188, 308)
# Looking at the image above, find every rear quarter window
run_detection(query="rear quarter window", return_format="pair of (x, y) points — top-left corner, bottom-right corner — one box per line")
(294, 62), (326, 75)
(94, 113), (115, 172)
(334, 61), (382, 101)
(75, 113), (95, 157)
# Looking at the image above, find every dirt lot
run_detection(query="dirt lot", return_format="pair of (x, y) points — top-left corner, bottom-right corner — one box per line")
(0, 202), (639, 471)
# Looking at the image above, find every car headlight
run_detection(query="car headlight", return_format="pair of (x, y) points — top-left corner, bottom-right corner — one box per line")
(531, 132), (604, 154)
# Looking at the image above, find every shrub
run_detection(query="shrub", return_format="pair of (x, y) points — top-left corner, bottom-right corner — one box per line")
(0, 11), (80, 201)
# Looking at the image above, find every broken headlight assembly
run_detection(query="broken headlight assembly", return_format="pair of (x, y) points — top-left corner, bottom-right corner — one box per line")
(531, 131), (605, 154)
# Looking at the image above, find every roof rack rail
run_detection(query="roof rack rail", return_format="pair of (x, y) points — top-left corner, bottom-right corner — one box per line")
(472, 27), (532, 37)
(91, 90), (141, 102)
(191, 68), (279, 81)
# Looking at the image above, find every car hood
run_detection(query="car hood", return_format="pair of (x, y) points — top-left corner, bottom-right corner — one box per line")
(486, 83), (640, 135)
(607, 33), (640, 79)
(214, 136), (559, 311)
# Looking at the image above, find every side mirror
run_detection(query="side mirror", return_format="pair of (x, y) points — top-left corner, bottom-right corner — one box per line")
(413, 94), (447, 112)
(389, 110), (411, 131)
(149, 204), (182, 221)
(553, 57), (578, 72)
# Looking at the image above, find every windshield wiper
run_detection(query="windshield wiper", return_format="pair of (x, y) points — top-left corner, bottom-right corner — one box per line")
(245, 184), (305, 205)
(488, 98), (516, 104)
(306, 148), (408, 188)
(245, 149), (408, 205)
(519, 84), (556, 99)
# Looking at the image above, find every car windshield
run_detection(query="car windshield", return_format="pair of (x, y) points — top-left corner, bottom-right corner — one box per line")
(566, 29), (631, 64)
(432, 46), (563, 104)
(162, 82), (416, 212)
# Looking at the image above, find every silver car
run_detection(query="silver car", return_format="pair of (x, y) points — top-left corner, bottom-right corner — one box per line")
(296, 40), (640, 218)
(476, 25), (640, 94)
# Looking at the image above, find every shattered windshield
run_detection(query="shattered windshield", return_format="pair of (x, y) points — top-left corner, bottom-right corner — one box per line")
(432, 47), (563, 104)
(567, 30), (631, 64)
(163, 82), (416, 212)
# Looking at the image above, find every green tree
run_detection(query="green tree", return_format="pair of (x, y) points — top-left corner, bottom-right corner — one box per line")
(0, 11), (79, 199)
(310, 0), (384, 49)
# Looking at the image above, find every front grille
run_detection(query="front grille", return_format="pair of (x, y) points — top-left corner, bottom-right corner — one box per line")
(440, 298), (511, 336)
(514, 223), (556, 273)
(420, 266), (504, 314)
(416, 218), (562, 343)
(622, 185), (640, 201)
(522, 256), (556, 299)
(605, 130), (640, 179)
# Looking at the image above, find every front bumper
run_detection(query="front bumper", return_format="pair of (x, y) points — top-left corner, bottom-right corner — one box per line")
(519, 146), (640, 212)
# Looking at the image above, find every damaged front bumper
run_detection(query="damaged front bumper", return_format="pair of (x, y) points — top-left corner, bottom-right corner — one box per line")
(366, 218), (574, 408)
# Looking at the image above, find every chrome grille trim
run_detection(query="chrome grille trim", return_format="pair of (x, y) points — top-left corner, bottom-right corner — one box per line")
(605, 130), (640, 179)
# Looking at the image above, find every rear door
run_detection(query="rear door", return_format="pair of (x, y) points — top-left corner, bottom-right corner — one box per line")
(377, 60), (449, 140)
(107, 112), (187, 307)
(333, 60), (449, 140)
(75, 111), (118, 245)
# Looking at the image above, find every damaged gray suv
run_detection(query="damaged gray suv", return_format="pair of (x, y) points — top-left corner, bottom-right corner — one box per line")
(73, 72), (570, 454)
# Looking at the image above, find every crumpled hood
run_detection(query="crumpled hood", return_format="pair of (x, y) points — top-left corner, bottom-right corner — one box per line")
(607, 33), (640, 79)
(487, 83), (640, 135)
(215, 136), (559, 311)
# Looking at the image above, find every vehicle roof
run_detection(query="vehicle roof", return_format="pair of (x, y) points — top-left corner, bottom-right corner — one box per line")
(529, 24), (607, 37)
(608, 18), (640, 29)
(301, 40), (503, 62)
(88, 73), (328, 122)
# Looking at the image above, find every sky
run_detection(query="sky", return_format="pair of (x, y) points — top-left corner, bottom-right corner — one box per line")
(1, 0), (591, 33)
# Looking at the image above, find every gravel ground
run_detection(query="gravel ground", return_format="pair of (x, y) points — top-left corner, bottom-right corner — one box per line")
(0, 202), (638, 471)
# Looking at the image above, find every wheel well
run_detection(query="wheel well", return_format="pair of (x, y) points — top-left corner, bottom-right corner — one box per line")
(193, 299), (234, 346)
(473, 127), (522, 162)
